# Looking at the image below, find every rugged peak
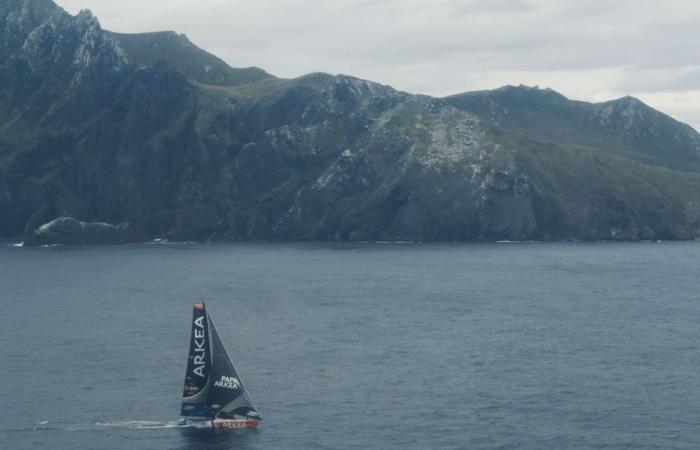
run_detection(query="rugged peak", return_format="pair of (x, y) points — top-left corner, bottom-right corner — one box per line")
(498, 84), (544, 92)
(74, 8), (99, 29)
(335, 74), (396, 97)
(3, 0), (128, 100)
(493, 84), (568, 101)
(2, 0), (63, 19)
(593, 95), (654, 127)
(1, 0), (65, 52)
(605, 95), (646, 108)
(619, 94), (641, 102)
(70, 9), (128, 72)
(446, 84), (569, 107)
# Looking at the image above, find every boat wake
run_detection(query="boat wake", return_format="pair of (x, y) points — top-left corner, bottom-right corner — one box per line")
(94, 420), (180, 429)
(26, 420), (180, 432)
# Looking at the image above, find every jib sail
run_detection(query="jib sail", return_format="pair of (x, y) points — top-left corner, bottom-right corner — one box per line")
(180, 303), (261, 420)
(208, 316), (262, 420)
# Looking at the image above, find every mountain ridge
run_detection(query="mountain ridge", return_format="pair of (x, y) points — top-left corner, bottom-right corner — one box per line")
(104, 30), (272, 87)
(2, 0), (700, 243)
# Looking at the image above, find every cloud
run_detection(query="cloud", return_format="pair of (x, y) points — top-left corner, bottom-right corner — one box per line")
(632, 91), (700, 130)
(54, 0), (700, 130)
(617, 66), (700, 93)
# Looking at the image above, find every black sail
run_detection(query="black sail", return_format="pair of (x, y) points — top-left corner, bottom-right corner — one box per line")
(206, 314), (262, 420)
(180, 303), (215, 418)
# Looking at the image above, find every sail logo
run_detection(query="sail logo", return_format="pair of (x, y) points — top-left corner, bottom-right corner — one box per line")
(192, 316), (206, 377)
(214, 376), (241, 390)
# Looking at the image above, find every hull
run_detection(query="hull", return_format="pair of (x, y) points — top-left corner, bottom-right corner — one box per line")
(177, 418), (258, 429)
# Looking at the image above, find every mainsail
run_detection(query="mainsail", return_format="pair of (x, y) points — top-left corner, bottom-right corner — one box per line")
(180, 303), (262, 420)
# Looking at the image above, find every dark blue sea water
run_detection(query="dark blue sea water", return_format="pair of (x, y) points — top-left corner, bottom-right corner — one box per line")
(2, 241), (700, 449)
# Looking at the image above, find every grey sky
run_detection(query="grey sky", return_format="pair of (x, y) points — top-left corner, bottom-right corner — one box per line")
(56, 0), (700, 130)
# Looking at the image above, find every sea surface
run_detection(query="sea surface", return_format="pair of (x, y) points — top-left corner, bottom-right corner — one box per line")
(1, 241), (700, 449)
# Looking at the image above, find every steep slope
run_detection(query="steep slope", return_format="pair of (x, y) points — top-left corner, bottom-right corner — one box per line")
(2, 0), (700, 243)
(0, 1), (197, 236)
(106, 30), (271, 87)
(188, 74), (531, 241)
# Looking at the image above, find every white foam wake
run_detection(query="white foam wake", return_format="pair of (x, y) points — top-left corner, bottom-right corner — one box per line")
(94, 420), (180, 429)
(29, 420), (179, 431)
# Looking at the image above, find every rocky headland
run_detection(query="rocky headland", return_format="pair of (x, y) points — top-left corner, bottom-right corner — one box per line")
(2, 0), (700, 244)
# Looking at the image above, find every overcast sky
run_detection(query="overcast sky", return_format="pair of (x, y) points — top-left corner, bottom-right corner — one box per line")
(56, 0), (700, 130)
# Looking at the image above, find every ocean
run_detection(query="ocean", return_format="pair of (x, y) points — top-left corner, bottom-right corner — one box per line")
(2, 241), (699, 449)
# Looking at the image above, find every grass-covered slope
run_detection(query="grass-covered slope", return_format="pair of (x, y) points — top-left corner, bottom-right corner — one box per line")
(446, 85), (700, 172)
(106, 30), (271, 87)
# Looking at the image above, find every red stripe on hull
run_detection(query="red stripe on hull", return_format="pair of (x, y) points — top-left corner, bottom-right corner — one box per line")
(212, 419), (258, 429)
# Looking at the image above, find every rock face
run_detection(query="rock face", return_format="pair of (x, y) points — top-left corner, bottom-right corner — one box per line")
(24, 217), (146, 246)
(2, 0), (700, 242)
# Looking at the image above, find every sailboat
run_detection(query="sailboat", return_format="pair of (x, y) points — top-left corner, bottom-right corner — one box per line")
(177, 302), (262, 429)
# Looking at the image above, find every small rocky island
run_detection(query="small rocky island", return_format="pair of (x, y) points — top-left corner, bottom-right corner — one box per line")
(24, 217), (146, 246)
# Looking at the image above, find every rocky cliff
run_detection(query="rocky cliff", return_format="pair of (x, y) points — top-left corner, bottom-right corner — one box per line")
(2, 0), (700, 243)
